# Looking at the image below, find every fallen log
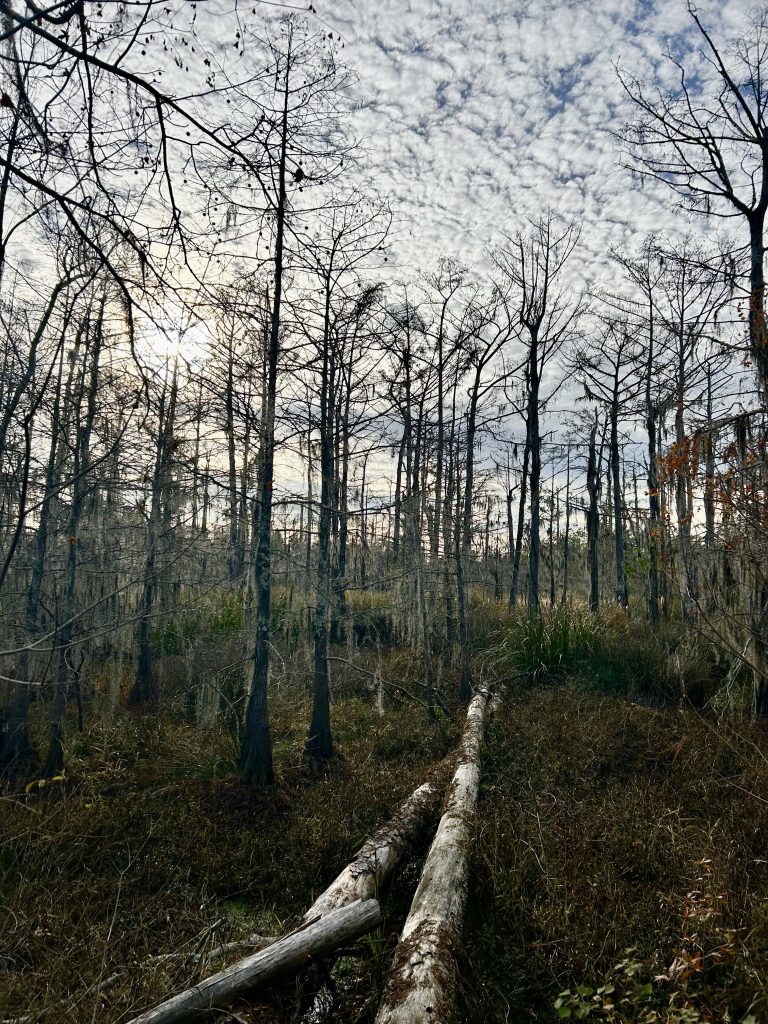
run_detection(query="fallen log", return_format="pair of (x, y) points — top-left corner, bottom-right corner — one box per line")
(299, 757), (454, 1023)
(373, 687), (491, 1024)
(304, 756), (453, 921)
(126, 898), (381, 1024)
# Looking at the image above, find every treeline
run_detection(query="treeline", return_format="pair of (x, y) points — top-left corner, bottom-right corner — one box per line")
(0, 2), (766, 782)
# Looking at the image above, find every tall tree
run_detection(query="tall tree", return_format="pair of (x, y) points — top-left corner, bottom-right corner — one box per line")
(574, 324), (643, 608)
(299, 196), (389, 767)
(238, 22), (350, 784)
(620, 5), (768, 400)
(493, 213), (583, 615)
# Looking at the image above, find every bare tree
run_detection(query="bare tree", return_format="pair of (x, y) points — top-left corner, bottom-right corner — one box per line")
(574, 323), (643, 608)
(238, 21), (351, 785)
(619, 5), (768, 399)
(298, 195), (389, 767)
(492, 213), (583, 615)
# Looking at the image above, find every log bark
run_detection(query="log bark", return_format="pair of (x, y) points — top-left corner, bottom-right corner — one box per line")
(126, 899), (380, 1024)
(373, 687), (490, 1024)
(305, 759), (452, 920)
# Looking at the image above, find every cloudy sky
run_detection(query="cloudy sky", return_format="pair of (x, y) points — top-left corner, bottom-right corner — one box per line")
(318, 0), (757, 283)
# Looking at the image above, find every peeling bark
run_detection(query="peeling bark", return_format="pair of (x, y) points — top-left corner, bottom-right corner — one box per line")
(305, 758), (453, 920)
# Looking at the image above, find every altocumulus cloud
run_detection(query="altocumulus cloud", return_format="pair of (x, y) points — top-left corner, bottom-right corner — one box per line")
(325, 0), (759, 282)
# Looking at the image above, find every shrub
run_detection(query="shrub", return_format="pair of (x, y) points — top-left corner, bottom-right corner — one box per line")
(488, 605), (724, 705)
(345, 591), (397, 648)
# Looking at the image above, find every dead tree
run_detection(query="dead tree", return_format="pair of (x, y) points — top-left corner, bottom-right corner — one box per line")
(373, 687), (491, 1024)
(240, 25), (350, 784)
(129, 360), (178, 709)
(492, 213), (583, 615)
(574, 323), (643, 608)
(619, 5), (768, 400)
(45, 295), (105, 774)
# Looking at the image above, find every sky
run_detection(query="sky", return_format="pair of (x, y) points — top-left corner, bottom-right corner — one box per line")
(317, 0), (759, 284)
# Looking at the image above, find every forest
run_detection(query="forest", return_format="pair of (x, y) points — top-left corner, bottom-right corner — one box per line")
(1, 1), (768, 1022)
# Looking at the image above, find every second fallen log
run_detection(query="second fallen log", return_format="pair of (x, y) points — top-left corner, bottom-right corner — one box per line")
(304, 756), (453, 920)
(126, 898), (381, 1024)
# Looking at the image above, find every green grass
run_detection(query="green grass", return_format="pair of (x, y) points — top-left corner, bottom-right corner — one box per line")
(488, 605), (723, 706)
(490, 605), (606, 685)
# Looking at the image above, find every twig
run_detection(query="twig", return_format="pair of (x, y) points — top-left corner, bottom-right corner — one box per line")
(327, 656), (454, 718)
(84, 972), (124, 998)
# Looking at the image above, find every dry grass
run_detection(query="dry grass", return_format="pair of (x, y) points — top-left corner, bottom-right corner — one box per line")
(459, 684), (768, 1023)
(0, 690), (456, 1023)
(4, 620), (768, 1024)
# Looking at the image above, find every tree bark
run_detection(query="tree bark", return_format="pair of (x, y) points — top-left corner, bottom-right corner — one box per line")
(2, 344), (66, 771)
(129, 362), (178, 709)
(586, 419), (601, 613)
(528, 339), (541, 616)
(748, 212), (768, 400)
(306, 274), (335, 768)
(509, 419), (530, 610)
(45, 302), (103, 774)
(305, 758), (452, 920)
(240, 41), (295, 786)
(610, 396), (628, 608)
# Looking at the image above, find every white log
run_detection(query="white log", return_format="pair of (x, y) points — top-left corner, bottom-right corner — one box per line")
(304, 758), (452, 921)
(126, 898), (381, 1024)
(373, 687), (491, 1024)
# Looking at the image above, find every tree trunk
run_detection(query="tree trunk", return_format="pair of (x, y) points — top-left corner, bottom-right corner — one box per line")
(561, 449), (571, 604)
(306, 283), (335, 768)
(610, 399), (628, 607)
(225, 342), (243, 584)
(748, 212), (768, 400)
(2, 345), (66, 771)
(45, 303), (102, 775)
(392, 431), (405, 564)
(130, 363), (178, 709)
(528, 347), (541, 615)
(510, 419), (530, 610)
(240, 46), (296, 786)
(305, 758), (453, 920)
(586, 419), (600, 613)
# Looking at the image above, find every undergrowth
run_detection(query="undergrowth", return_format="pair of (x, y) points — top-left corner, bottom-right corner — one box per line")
(459, 684), (768, 1023)
(0, 692), (456, 1023)
(489, 606), (723, 705)
(3, 604), (764, 1024)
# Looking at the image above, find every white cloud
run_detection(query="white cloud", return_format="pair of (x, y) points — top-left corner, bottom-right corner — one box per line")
(322, 0), (757, 282)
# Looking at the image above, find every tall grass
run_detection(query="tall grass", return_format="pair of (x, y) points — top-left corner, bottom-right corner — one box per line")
(488, 605), (722, 705)
(490, 605), (605, 685)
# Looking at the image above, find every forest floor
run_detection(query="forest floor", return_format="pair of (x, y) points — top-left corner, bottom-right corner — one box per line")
(3, 676), (768, 1023)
